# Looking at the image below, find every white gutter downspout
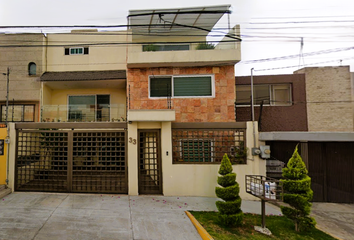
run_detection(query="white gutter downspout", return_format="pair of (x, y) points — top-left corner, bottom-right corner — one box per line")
(251, 68), (257, 160)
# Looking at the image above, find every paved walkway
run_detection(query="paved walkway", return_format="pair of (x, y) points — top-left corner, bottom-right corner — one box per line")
(0, 192), (281, 240)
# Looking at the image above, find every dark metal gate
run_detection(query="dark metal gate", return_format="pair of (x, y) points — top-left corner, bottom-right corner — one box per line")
(15, 123), (128, 194)
(138, 130), (162, 194)
(267, 141), (354, 203)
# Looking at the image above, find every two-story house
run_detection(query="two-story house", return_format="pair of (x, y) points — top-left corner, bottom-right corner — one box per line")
(3, 5), (267, 200)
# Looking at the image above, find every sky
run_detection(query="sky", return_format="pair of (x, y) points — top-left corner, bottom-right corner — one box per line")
(0, 0), (354, 76)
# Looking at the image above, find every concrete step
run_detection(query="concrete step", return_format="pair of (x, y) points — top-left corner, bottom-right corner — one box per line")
(0, 184), (5, 191)
(0, 186), (12, 199)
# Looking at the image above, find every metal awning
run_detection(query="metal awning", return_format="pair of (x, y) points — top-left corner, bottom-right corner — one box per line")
(128, 5), (231, 36)
(40, 70), (126, 81)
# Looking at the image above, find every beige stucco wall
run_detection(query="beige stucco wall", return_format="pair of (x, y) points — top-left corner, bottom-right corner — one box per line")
(41, 88), (126, 122)
(46, 30), (128, 72)
(295, 66), (354, 131)
(0, 34), (44, 102)
(128, 29), (241, 68)
(127, 121), (264, 200)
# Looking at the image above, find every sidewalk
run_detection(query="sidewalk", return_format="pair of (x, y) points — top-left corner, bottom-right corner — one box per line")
(0, 192), (281, 240)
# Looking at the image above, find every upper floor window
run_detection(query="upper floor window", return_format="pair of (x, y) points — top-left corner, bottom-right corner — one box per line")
(65, 47), (89, 55)
(236, 84), (292, 106)
(28, 62), (36, 75)
(1, 104), (35, 122)
(149, 75), (214, 98)
(68, 94), (110, 122)
(142, 44), (189, 52)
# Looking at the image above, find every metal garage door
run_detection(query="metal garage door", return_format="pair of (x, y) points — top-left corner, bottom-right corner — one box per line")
(15, 127), (127, 194)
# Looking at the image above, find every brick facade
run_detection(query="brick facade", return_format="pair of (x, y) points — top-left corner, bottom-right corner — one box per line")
(127, 65), (236, 122)
(295, 66), (354, 132)
(236, 73), (308, 131)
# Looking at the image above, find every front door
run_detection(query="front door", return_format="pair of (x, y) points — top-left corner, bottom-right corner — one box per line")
(138, 130), (162, 194)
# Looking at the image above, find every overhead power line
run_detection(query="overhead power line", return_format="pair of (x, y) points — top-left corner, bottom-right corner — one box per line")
(253, 56), (354, 72)
(240, 46), (354, 64)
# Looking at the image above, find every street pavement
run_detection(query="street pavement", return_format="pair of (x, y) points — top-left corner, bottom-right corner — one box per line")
(0, 192), (281, 240)
(1, 192), (351, 240)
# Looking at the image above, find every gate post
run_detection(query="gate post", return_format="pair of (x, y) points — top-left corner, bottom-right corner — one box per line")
(7, 123), (16, 191)
(67, 131), (73, 192)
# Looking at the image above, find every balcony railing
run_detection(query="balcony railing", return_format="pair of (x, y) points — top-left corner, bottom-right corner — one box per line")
(41, 104), (126, 122)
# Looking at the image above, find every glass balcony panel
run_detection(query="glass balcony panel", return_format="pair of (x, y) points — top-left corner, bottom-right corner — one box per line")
(41, 104), (126, 122)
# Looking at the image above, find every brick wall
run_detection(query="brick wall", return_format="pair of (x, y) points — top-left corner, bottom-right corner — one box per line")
(236, 74), (308, 131)
(295, 66), (353, 132)
(127, 65), (235, 122)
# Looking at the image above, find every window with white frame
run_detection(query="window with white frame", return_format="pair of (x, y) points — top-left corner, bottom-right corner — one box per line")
(65, 47), (89, 55)
(236, 84), (292, 106)
(149, 75), (213, 98)
(180, 139), (213, 162)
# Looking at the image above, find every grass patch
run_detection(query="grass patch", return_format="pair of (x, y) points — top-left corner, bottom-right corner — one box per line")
(189, 211), (337, 240)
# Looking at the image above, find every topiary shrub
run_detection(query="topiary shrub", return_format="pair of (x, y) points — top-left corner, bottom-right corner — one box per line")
(215, 153), (243, 226)
(281, 145), (316, 232)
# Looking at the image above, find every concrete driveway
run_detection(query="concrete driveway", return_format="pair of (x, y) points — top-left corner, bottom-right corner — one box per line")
(0, 192), (282, 240)
(311, 202), (354, 240)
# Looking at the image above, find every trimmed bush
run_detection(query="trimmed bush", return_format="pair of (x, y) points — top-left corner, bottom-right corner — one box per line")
(217, 173), (236, 187)
(215, 154), (243, 226)
(281, 145), (316, 232)
(215, 183), (240, 201)
(216, 198), (242, 215)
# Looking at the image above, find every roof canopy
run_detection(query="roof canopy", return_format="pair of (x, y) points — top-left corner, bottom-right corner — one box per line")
(128, 5), (231, 36)
(40, 70), (126, 81)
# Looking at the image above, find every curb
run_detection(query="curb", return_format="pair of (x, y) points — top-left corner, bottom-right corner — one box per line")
(185, 211), (214, 240)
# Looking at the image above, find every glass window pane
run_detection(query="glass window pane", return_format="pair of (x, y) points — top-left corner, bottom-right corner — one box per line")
(29, 63), (36, 75)
(12, 106), (23, 121)
(97, 95), (110, 122)
(182, 140), (212, 162)
(255, 85), (270, 105)
(236, 85), (251, 105)
(150, 78), (172, 97)
(68, 96), (95, 122)
(143, 44), (189, 52)
(273, 85), (291, 105)
(24, 105), (34, 121)
(174, 76), (212, 97)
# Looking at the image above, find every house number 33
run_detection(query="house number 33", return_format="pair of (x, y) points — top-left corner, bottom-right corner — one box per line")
(129, 137), (136, 145)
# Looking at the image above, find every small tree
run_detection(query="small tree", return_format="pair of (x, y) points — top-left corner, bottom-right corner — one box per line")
(215, 154), (243, 226)
(281, 145), (316, 232)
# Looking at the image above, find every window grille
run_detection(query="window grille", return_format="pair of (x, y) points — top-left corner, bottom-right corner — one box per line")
(172, 128), (246, 164)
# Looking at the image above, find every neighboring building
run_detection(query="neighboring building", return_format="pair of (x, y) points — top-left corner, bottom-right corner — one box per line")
(3, 5), (267, 200)
(0, 33), (45, 123)
(250, 66), (354, 203)
(235, 73), (308, 132)
(295, 66), (354, 132)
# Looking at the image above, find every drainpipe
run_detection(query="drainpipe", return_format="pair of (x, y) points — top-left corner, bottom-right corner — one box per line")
(251, 68), (257, 154)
